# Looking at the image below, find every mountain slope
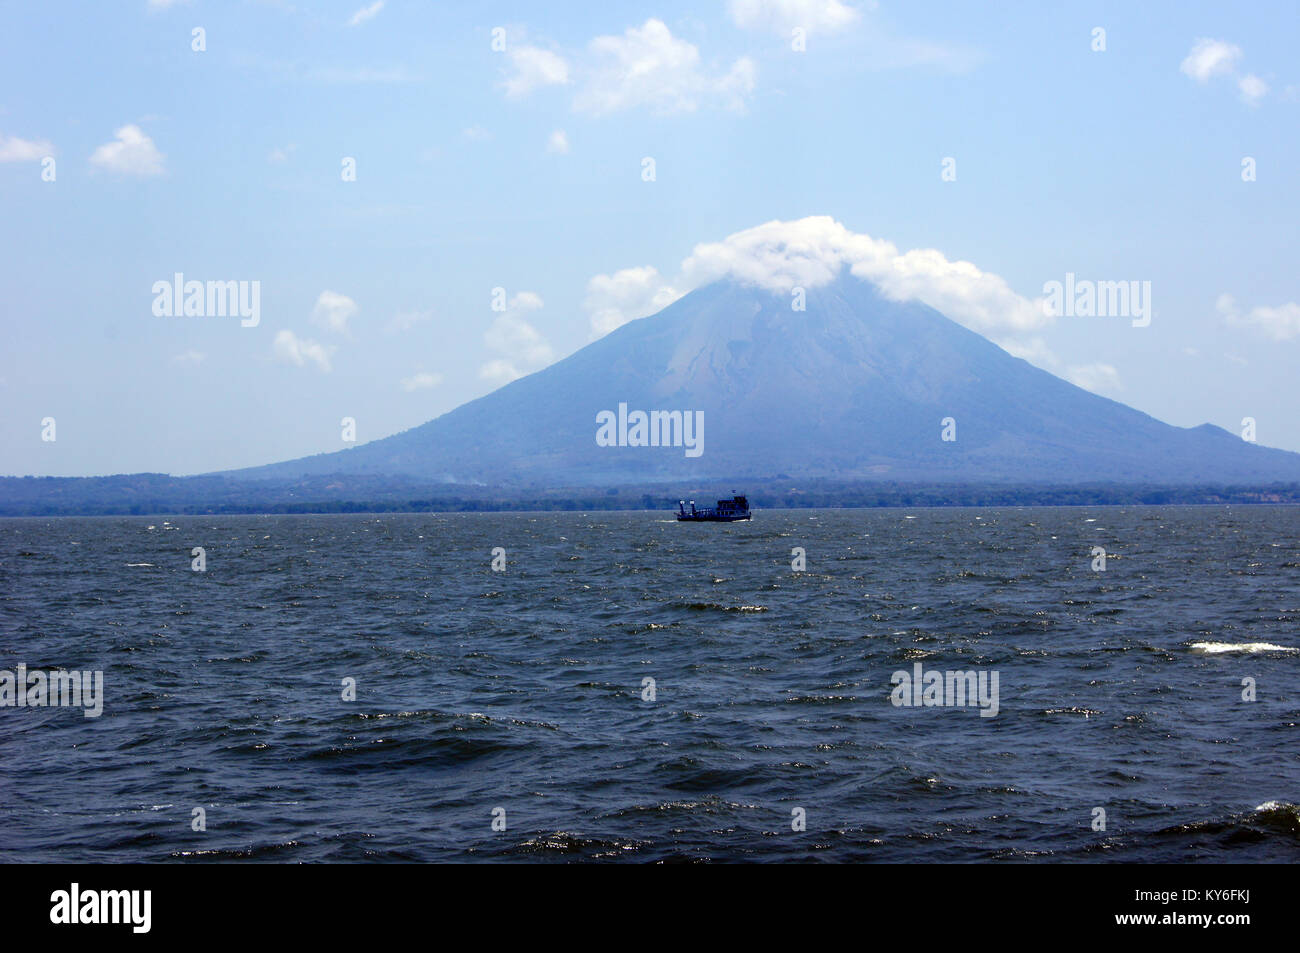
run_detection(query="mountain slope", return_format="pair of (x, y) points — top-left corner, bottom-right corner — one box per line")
(231, 276), (1300, 486)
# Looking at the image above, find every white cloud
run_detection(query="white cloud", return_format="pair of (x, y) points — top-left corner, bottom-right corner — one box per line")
(273, 330), (334, 372)
(312, 290), (358, 335)
(729, 0), (861, 35)
(858, 246), (1050, 332)
(1238, 73), (1268, 105)
(998, 336), (1124, 394)
(171, 349), (206, 366)
(485, 305), (552, 367)
(1218, 293), (1300, 340)
(501, 45), (570, 98)
(462, 126), (492, 141)
(585, 266), (682, 337)
(386, 309), (432, 334)
(1066, 363), (1123, 395)
(1179, 38), (1268, 105)
(679, 217), (885, 290)
(0, 133), (54, 162)
(996, 336), (1059, 370)
(733, 1), (975, 70)
(88, 124), (165, 176)
(348, 1), (384, 27)
(267, 144), (296, 163)
(1180, 38), (1242, 82)
(1241, 302), (1300, 338)
(480, 292), (554, 384)
(400, 371), (442, 391)
(677, 216), (1050, 333)
(573, 19), (756, 116)
(502, 290), (544, 314)
(478, 359), (523, 385)
(546, 129), (570, 154)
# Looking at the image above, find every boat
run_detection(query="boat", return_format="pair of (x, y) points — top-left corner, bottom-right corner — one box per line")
(676, 495), (751, 522)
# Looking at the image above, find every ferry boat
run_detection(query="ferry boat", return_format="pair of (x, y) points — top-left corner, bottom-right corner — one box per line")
(676, 495), (751, 522)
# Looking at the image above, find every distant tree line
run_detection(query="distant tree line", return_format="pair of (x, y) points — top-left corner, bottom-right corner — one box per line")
(2, 472), (1300, 516)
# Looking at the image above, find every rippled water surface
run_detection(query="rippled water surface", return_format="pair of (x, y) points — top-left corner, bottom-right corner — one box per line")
(2, 506), (1298, 862)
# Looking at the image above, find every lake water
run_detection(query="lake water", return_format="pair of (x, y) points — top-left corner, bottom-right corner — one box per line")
(2, 507), (1298, 862)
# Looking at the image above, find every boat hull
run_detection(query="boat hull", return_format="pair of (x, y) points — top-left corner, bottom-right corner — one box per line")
(676, 494), (751, 522)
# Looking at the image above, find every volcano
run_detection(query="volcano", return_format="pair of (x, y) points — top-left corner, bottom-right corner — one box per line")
(231, 275), (1300, 486)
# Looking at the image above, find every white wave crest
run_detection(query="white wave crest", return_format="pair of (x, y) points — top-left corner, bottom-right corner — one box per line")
(1189, 640), (1298, 655)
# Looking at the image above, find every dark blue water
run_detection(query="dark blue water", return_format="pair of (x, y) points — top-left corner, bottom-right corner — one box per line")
(2, 507), (1298, 862)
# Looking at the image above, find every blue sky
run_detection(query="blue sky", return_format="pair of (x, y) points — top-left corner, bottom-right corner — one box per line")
(2, 0), (1297, 476)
